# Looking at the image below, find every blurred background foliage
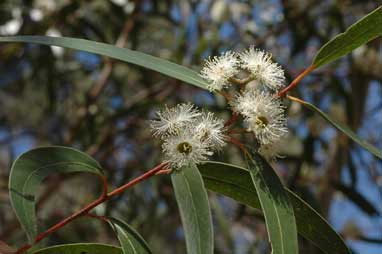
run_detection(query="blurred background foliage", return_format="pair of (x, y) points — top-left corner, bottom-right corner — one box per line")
(0, 0), (381, 253)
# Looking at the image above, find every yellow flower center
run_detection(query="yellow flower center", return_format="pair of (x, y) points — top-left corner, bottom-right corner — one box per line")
(255, 116), (268, 129)
(177, 142), (193, 155)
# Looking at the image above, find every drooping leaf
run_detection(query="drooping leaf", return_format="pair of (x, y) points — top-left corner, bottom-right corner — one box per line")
(171, 164), (213, 254)
(198, 161), (350, 254)
(313, 6), (382, 67)
(108, 217), (152, 254)
(294, 97), (381, 159)
(31, 243), (122, 254)
(0, 36), (208, 89)
(8, 146), (104, 242)
(246, 153), (298, 254)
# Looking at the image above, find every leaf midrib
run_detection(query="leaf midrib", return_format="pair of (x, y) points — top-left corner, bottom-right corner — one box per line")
(182, 170), (203, 254)
(202, 175), (254, 195)
(250, 167), (285, 254)
(314, 6), (382, 66)
(116, 224), (138, 254)
(315, 24), (381, 66)
(0, 36), (208, 88)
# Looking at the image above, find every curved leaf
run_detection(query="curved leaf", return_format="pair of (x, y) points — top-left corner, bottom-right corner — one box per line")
(31, 243), (122, 254)
(108, 217), (152, 254)
(291, 96), (381, 159)
(8, 146), (103, 242)
(171, 164), (213, 254)
(198, 161), (350, 254)
(313, 6), (382, 67)
(0, 36), (208, 89)
(246, 153), (298, 254)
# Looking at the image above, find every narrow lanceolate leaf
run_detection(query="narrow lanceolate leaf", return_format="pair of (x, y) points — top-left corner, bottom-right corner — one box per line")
(8, 146), (103, 242)
(313, 6), (382, 67)
(246, 153), (298, 254)
(293, 97), (382, 159)
(171, 164), (213, 254)
(31, 243), (122, 254)
(198, 161), (350, 254)
(108, 217), (152, 254)
(0, 36), (208, 89)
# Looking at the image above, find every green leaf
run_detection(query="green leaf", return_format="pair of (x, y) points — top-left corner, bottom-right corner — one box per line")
(0, 36), (208, 89)
(246, 153), (298, 254)
(31, 243), (122, 254)
(8, 146), (103, 242)
(199, 161), (350, 254)
(108, 217), (152, 254)
(171, 164), (213, 254)
(297, 98), (381, 160)
(313, 6), (382, 67)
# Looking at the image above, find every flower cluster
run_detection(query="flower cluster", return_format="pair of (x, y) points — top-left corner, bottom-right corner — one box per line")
(151, 103), (226, 169)
(199, 46), (285, 92)
(200, 46), (288, 161)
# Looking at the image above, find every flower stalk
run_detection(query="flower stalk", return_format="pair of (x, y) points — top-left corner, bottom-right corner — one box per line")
(277, 65), (316, 97)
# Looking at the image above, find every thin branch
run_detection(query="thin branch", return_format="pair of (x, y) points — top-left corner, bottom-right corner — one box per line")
(88, 15), (138, 99)
(85, 213), (110, 223)
(278, 65), (316, 97)
(359, 236), (382, 244)
(228, 137), (249, 156)
(224, 113), (239, 128)
(217, 90), (232, 101)
(15, 163), (168, 254)
(100, 175), (108, 198)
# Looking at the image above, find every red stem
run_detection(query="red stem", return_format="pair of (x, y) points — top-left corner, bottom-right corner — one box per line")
(15, 162), (168, 254)
(85, 213), (110, 223)
(228, 137), (249, 156)
(224, 113), (239, 128)
(227, 128), (249, 135)
(107, 163), (167, 197)
(277, 65), (316, 97)
(100, 175), (108, 198)
(217, 90), (232, 101)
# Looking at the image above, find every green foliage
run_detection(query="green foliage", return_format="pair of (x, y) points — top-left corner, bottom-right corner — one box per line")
(171, 164), (213, 254)
(313, 6), (382, 67)
(8, 146), (103, 242)
(199, 161), (350, 254)
(108, 217), (152, 254)
(31, 243), (123, 254)
(2, 5), (381, 253)
(246, 153), (298, 254)
(0, 36), (208, 89)
(296, 98), (382, 159)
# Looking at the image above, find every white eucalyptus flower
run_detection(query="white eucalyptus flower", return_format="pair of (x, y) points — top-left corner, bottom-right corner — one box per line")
(230, 91), (255, 117)
(200, 51), (239, 91)
(240, 46), (285, 91)
(231, 90), (288, 145)
(195, 112), (227, 151)
(162, 129), (212, 169)
(150, 103), (201, 138)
